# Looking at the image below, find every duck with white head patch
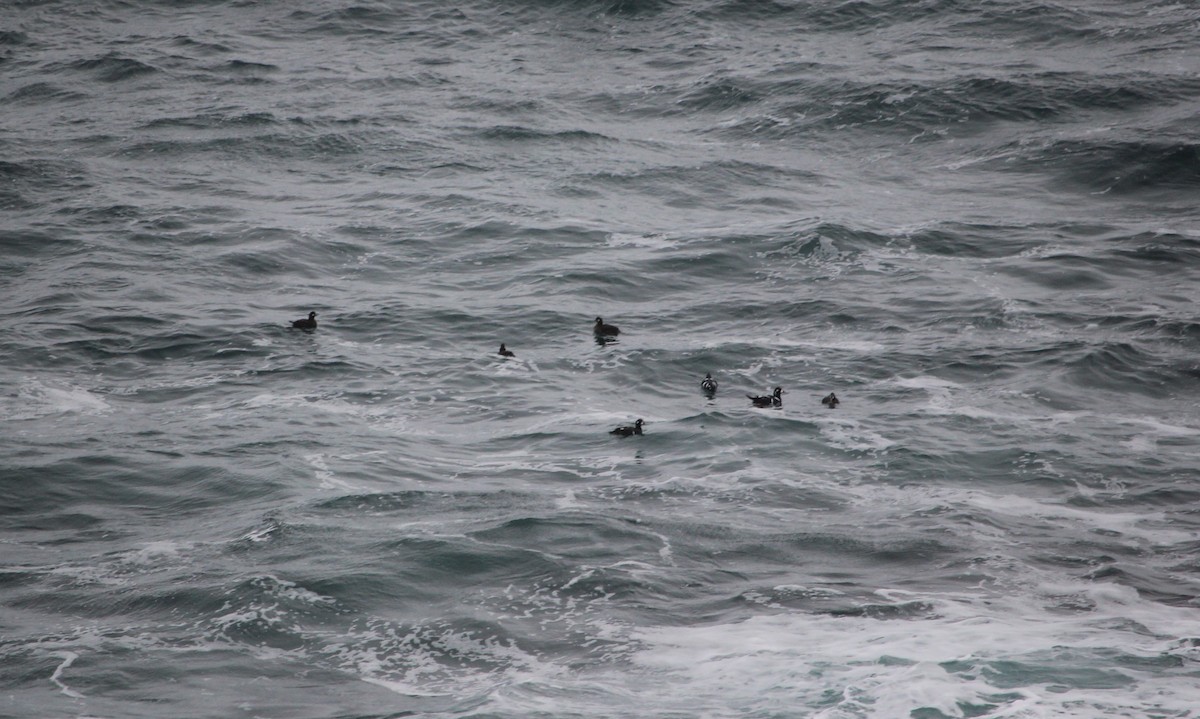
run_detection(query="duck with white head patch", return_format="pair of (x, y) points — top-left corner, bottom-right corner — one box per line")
(747, 387), (784, 407)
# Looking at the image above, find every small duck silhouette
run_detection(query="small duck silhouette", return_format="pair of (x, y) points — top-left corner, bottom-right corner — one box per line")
(821, 392), (839, 408)
(594, 317), (620, 336)
(610, 418), (644, 436)
(498, 343), (515, 357)
(291, 311), (317, 330)
(701, 373), (718, 395)
(747, 387), (784, 407)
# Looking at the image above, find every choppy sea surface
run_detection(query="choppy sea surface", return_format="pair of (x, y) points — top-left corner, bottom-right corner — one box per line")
(4, 1), (1200, 717)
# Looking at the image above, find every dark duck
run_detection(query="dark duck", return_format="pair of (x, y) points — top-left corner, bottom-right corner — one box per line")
(747, 387), (784, 407)
(593, 317), (620, 336)
(821, 392), (839, 408)
(610, 418), (644, 436)
(498, 343), (515, 357)
(291, 311), (318, 330)
(701, 373), (718, 395)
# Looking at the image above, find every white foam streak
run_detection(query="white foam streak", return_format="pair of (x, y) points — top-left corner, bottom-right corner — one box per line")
(50, 651), (85, 699)
(305, 452), (359, 491)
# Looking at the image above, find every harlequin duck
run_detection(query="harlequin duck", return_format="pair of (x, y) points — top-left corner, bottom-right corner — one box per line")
(610, 418), (644, 436)
(701, 373), (718, 395)
(291, 311), (317, 330)
(594, 317), (620, 336)
(498, 343), (515, 357)
(821, 392), (839, 408)
(747, 387), (783, 407)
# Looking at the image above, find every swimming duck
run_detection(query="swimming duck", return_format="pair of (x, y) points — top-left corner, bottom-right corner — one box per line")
(821, 392), (839, 408)
(610, 418), (644, 436)
(701, 373), (718, 394)
(291, 311), (317, 330)
(747, 387), (784, 407)
(498, 343), (515, 357)
(594, 317), (620, 336)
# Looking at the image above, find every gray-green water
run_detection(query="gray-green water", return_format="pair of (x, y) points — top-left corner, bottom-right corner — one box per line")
(4, 1), (1200, 717)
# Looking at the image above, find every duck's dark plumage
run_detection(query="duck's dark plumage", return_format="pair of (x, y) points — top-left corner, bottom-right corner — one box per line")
(291, 311), (317, 330)
(821, 392), (839, 408)
(747, 387), (784, 407)
(594, 317), (620, 336)
(610, 418), (644, 436)
(701, 373), (718, 394)
(498, 343), (515, 357)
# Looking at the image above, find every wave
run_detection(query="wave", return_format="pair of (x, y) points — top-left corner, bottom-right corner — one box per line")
(0, 229), (83, 261)
(290, 4), (433, 38)
(1058, 341), (1181, 395)
(998, 252), (1115, 291)
(0, 30), (31, 46)
(703, 0), (1183, 47)
(224, 58), (279, 74)
(709, 70), (1200, 139)
(311, 4), (411, 24)
(996, 139), (1200, 194)
(117, 131), (363, 161)
(521, 0), (676, 17)
(55, 204), (142, 226)
(473, 125), (616, 143)
(0, 158), (88, 184)
(66, 53), (159, 83)
(168, 34), (232, 55)
(451, 96), (545, 116)
(4, 81), (88, 104)
(900, 222), (1044, 258)
(756, 222), (896, 261)
(675, 76), (761, 112)
(573, 160), (822, 204)
(697, 0), (1101, 36)
(10, 318), (287, 372)
(0, 158), (92, 210)
(1109, 231), (1200, 266)
(770, 0), (951, 30)
(138, 111), (279, 131)
(947, 2), (1110, 44)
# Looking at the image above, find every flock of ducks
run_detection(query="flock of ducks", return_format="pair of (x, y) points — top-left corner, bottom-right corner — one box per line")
(291, 311), (839, 438)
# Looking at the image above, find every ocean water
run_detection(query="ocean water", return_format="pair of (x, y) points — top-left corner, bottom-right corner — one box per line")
(3, 1), (1200, 717)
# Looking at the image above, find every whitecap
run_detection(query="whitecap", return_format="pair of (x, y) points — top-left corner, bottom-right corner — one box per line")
(7, 379), (110, 420)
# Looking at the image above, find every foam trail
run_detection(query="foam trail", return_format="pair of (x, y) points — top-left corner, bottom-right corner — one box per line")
(50, 651), (85, 699)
